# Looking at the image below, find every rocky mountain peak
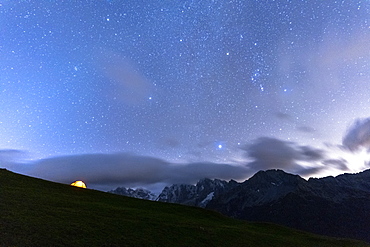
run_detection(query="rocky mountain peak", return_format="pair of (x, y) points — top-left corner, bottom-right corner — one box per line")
(247, 169), (304, 185)
(156, 184), (197, 205)
(108, 187), (157, 201)
(157, 178), (238, 207)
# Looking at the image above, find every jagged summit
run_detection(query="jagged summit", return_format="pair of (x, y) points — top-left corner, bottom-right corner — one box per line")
(247, 169), (305, 185)
(108, 187), (157, 201)
(157, 178), (238, 207)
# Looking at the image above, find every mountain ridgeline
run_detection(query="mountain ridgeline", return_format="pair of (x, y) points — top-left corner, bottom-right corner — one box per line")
(111, 169), (370, 243)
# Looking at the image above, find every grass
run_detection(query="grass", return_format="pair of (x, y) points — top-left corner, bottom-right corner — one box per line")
(1, 169), (369, 247)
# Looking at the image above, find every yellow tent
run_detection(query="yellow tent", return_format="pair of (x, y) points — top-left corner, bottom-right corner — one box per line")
(70, 180), (86, 188)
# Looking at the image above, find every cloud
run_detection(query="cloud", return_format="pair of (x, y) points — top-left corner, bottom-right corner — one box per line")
(241, 137), (325, 175)
(242, 137), (300, 170)
(342, 118), (370, 151)
(18, 153), (249, 190)
(97, 50), (153, 105)
(277, 26), (370, 102)
(322, 159), (349, 171)
(294, 166), (325, 177)
(167, 162), (249, 184)
(29, 153), (168, 185)
(296, 125), (316, 133)
(0, 149), (30, 171)
(274, 112), (316, 134)
(0, 149), (27, 161)
(275, 112), (293, 121)
(160, 138), (181, 148)
(300, 146), (324, 160)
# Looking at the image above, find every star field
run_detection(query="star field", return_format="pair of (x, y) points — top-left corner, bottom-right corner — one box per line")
(1, 1), (370, 189)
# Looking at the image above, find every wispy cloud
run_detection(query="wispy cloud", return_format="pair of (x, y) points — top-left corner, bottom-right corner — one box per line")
(3, 118), (370, 191)
(342, 118), (370, 151)
(240, 137), (326, 176)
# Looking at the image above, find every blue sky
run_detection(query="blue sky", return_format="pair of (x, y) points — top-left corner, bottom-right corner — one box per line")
(1, 1), (370, 191)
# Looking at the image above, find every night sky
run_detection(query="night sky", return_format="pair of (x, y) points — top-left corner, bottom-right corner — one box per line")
(1, 1), (370, 192)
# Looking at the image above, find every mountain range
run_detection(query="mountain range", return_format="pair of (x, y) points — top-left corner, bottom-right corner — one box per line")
(3, 168), (368, 246)
(110, 169), (370, 243)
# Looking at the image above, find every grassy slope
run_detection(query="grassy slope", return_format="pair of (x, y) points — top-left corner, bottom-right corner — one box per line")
(1, 169), (368, 247)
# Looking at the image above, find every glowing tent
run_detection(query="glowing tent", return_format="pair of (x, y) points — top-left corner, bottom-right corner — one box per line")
(70, 180), (87, 188)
